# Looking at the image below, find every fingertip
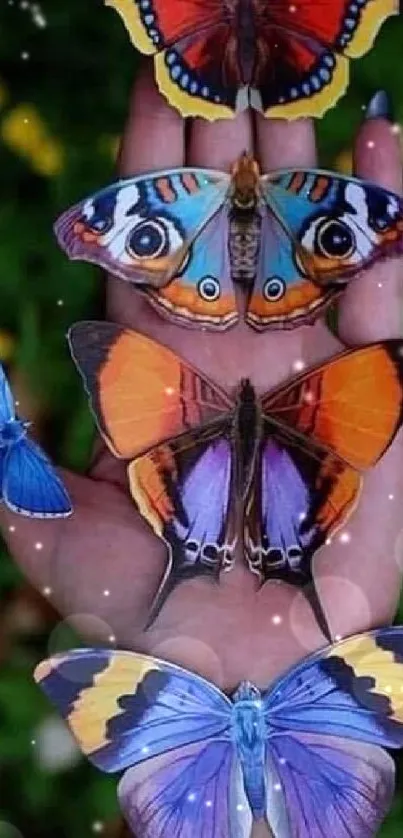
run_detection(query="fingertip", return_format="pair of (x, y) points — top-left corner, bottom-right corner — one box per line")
(354, 118), (402, 194)
(186, 110), (253, 170)
(254, 113), (317, 172)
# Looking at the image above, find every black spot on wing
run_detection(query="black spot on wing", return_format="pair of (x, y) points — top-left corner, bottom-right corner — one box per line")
(40, 652), (110, 717)
(320, 655), (392, 715)
(105, 669), (171, 740)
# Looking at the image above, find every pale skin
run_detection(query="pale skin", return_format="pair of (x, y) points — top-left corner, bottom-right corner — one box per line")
(1, 68), (403, 710)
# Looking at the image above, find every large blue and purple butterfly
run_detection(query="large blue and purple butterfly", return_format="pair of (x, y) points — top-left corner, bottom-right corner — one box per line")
(35, 627), (403, 838)
(68, 322), (403, 638)
(0, 364), (72, 518)
(105, 0), (398, 120)
(55, 156), (403, 331)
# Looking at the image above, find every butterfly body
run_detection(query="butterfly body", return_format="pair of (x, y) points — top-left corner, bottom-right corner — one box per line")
(231, 681), (267, 819)
(56, 159), (403, 331)
(0, 418), (29, 447)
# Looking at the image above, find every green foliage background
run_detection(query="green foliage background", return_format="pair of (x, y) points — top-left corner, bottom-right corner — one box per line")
(0, 1), (403, 835)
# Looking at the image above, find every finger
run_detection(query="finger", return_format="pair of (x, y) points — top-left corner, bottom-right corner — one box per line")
(254, 113), (317, 172)
(186, 110), (253, 170)
(0, 470), (167, 646)
(337, 95), (403, 344)
(107, 63), (185, 324)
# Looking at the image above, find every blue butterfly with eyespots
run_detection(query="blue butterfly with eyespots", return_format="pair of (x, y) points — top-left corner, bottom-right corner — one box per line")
(35, 627), (403, 837)
(0, 365), (72, 517)
(54, 154), (403, 331)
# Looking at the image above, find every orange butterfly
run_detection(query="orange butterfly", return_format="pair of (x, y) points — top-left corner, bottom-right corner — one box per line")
(69, 321), (403, 637)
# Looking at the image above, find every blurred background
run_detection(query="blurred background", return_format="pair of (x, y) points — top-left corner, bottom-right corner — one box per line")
(0, 1), (403, 836)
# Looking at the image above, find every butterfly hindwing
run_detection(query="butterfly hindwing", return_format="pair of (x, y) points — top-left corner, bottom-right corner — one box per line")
(119, 742), (252, 838)
(3, 438), (72, 518)
(106, 0), (397, 120)
(68, 321), (232, 459)
(56, 171), (237, 329)
(129, 432), (235, 627)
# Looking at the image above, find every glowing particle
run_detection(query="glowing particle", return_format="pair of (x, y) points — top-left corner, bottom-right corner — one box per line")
(272, 614), (282, 626)
(57, 299), (64, 306)
(325, 537), (332, 546)
(108, 634), (116, 643)
(35, 541), (43, 550)
(236, 804), (245, 812)
(165, 386), (175, 396)
(335, 633), (342, 641)
(42, 586), (52, 596)
(339, 531), (351, 544)
(303, 390), (314, 404)
(141, 745), (150, 754)
(9, 525), (16, 533)
(205, 801), (213, 808)
(366, 140), (375, 149)
(31, 738), (36, 746)
(274, 782), (282, 791)
(391, 123), (401, 135)
(187, 793), (196, 802)
(292, 359), (305, 372)
(385, 685), (392, 694)
(378, 282), (383, 288)
(389, 494), (394, 500)
(92, 823), (104, 834)
(21, 51), (30, 60)
(103, 589), (110, 597)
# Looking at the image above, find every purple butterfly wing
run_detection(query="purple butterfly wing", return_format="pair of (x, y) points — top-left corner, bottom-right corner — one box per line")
(266, 734), (394, 838)
(119, 740), (252, 838)
(129, 434), (235, 628)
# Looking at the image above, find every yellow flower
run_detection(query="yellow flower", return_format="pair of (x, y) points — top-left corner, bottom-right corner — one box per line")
(31, 140), (64, 176)
(1, 104), (65, 175)
(0, 331), (15, 362)
(334, 149), (353, 176)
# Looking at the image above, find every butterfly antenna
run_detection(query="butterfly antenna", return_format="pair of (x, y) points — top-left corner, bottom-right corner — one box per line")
(304, 581), (332, 644)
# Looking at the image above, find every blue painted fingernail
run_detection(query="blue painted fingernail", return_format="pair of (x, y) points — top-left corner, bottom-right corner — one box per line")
(365, 90), (393, 121)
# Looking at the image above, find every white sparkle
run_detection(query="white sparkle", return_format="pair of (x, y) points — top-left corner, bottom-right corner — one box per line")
(21, 51), (30, 60)
(236, 804), (245, 812)
(187, 793), (196, 803)
(335, 633), (342, 641)
(92, 823), (104, 834)
(389, 494), (394, 500)
(289, 4), (296, 11)
(141, 745), (150, 754)
(325, 537), (332, 546)
(378, 282), (383, 288)
(103, 589), (110, 597)
(8, 525), (16, 533)
(279, 757), (287, 765)
(31, 738), (36, 746)
(274, 782), (282, 791)
(57, 299), (64, 306)
(108, 634), (116, 644)
(272, 614), (282, 626)
(303, 390), (314, 404)
(23, 118), (29, 124)
(42, 586), (52, 596)
(391, 123), (401, 135)
(32, 2), (47, 27)
(385, 685), (392, 694)
(298, 511), (307, 522)
(205, 801), (213, 808)
(339, 531), (351, 544)
(35, 541), (43, 550)
(366, 140), (375, 149)
(165, 386), (175, 396)
(292, 359), (305, 372)
(15, 400), (20, 407)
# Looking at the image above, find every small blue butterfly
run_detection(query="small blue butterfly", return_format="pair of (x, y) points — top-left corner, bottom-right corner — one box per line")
(35, 627), (403, 837)
(0, 365), (72, 517)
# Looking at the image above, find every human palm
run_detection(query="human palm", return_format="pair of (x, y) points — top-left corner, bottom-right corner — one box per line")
(1, 70), (403, 696)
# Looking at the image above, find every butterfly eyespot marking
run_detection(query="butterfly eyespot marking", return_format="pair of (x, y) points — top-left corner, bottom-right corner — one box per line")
(126, 218), (170, 259)
(263, 277), (286, 302)
(197, 276), (221, 302)
(314, 219), (356, 260)
(85, 215), (113, 235)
